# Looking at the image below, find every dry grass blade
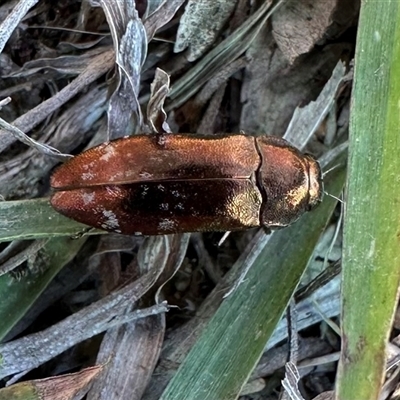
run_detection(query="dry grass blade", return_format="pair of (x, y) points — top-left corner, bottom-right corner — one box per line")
(0, 49), (114, 153)
(284, 61), (346, 149)
(87, 234), (189, 400)
(0, 235), (170, 380)
(0, 0), (39, 53)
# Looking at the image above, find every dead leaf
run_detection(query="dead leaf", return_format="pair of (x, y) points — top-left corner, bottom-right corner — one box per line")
(0, 365), (103, 400)
(174, 0), (238, 62)
(272, 0), (339, 64)
(147, 68), (172, 134)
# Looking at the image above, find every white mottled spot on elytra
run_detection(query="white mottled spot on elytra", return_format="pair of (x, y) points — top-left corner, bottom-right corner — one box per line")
(175, 203), (184, 210)
(141, 185), (149, 198)
(160, 203), (169, 210)
(125, 170), (138, 178)
(374, 31), (381, 42)
(158, 218), (177, 231)
(115, 229), (122, 234)
(172, 190), (187, 199)
(100, 145), (116, 161)
(134, 232), (142, 236)
(157, 184), (165, 191)
(81, 192), (95, 205)
(82, 164), (89, 170)
(102, 210), (120, 229)
(82, 172), (94, 180)
(139, 171), (153, 179)
(110, 172), (124, 181)
(106, 186), (122, 196)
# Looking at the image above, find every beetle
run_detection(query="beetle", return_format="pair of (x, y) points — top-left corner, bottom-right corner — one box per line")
(50, 133), (323, 235)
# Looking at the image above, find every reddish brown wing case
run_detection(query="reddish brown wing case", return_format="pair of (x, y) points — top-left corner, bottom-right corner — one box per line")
(51, 135), (260, 188)
(51, 134), (264, 235)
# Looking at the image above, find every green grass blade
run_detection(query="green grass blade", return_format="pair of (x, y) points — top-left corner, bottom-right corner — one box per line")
(0, 236), (86, 340)
(0, 199), (92, 242)
(160, 155), (346, 400)
(336, 2), (400, 399)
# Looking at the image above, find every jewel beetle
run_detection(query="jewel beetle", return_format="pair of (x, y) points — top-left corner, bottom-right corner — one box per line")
(50, 134), (323, 235)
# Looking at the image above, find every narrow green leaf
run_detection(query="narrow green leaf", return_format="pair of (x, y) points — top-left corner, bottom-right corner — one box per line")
(0, 237), (86, 340)
(0, 199), (93, 242)
(336, 2), (400, 399)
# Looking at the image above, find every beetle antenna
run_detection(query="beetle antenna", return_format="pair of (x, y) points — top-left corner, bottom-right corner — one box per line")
(322, 164), (341, 178)
(324, 191), (344, 204)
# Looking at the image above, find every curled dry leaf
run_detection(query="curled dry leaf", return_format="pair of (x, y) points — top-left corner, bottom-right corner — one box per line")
(147, 68), (172, 134)
(0, 365), (103, 400)
(143, 0), (186, 41)
(99, 0), (147, 138)
(168, 0), (277, 109)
